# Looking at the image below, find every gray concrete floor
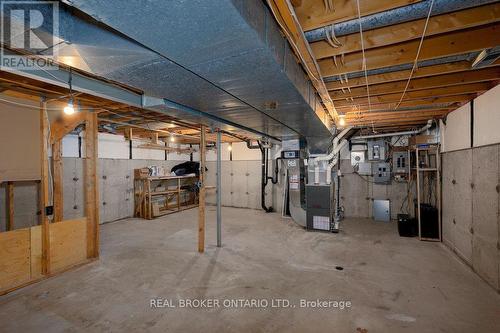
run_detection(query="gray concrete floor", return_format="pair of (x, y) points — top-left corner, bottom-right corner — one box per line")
(1, 207), (499, 332)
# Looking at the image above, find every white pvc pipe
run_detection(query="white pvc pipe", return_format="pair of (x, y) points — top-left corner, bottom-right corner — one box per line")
(313, 127), (353, 184)
(326, 140), (349, 184)
(351, 120), (433, 140)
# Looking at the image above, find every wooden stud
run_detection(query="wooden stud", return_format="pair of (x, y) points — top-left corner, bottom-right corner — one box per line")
(50, 112), (87, 145)
(40, 99), (51, 275)
(53, 139), (63, 222)
(198, 125), (206, 253)
(84, 111), (100, 258)
(6, 182), (14, 231)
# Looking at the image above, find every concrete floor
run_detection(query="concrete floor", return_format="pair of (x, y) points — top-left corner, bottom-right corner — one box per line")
(1, 207), (499, 332)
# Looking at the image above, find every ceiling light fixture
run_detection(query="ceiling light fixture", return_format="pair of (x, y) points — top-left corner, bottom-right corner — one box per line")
(338, 115), (346, 127)
(64, 98), (75, 115)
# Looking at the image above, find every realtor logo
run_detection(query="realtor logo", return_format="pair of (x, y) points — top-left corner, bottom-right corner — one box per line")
(1, 0), (59, 70)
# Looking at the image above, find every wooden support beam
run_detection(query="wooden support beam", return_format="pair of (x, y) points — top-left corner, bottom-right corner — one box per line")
(312, 4), (500, 59)
(294, 0), (419, 31)
(198, 125), (206, 253)
(40, 99), (51, 275)
(50, 111), (87, 145)
(84, 111), (99, 259)
(330, 67), (500, 100)
(6, 182), (14, 231)
(53, 140), (63, 222)
(319, 24), (500, 77)
(333, 83), (492, 107)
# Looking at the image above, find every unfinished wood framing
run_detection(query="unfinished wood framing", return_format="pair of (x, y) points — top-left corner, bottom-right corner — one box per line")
(53, 139), (63, 222)
(84, 111), (99, 259)
(40, 99), (51, 275)
(6, 182), (14, 231)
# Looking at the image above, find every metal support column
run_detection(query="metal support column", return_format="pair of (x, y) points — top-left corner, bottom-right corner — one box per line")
(216, 130), (222, 247)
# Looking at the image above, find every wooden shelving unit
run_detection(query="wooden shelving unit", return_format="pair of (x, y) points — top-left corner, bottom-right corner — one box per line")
(134, 175), (199, 219)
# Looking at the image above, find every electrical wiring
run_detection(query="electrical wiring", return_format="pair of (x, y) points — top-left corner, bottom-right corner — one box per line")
(43, 104), (54, 221)
(354, 0), (374, 132)
(394, 0), (435, 110)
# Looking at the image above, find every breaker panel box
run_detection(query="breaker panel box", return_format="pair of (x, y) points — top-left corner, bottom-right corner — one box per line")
(372, 162), (391, 184)
(368, 140), (386, 161)
(393, 151), (409, 174)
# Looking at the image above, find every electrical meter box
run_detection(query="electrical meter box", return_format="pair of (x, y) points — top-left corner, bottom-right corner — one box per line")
(368, 140), (386, 161)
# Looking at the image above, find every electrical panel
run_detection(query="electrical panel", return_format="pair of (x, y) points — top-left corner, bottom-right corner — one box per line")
(392, 151), (409, 174)
(372, 162), (391, 184)
(356, 162), (372, 176)
(367, 140), (386, 161)
(350, 151), (366, 167)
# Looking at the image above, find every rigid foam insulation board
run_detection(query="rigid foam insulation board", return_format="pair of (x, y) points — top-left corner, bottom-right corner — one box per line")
(0, 99), (41, 182)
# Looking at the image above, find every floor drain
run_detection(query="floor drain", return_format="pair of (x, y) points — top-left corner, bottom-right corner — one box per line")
(335, 266), (344, 271)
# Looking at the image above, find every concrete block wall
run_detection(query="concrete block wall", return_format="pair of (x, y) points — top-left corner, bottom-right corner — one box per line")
(338, 159), (408, 220)
(440, 84), (500, 292)
(1, 137), (270, 231)
(205, 160), (268, 210)
(442, 145), (500, 292)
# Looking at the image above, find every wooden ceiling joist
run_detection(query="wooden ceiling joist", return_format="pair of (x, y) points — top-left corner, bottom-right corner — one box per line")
(325, 62), (492, 91)
(311, 4), (500, 59)
(293, 0), (420, 31)
(319, 24), (500, 77)
(333, 83), (492, 107)
(330, 67), (500, 100)
(335, 94), (474, 112)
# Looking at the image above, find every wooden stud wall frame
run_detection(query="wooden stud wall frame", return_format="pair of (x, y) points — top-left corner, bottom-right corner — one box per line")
(0, 104), (99, 295)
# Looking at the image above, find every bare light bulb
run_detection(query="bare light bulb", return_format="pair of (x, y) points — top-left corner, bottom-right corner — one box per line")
(64, 100), (75, 115)
(338, 116), (346, 127)
(170, 136), (175, 142)
(227, 144), (232, 151)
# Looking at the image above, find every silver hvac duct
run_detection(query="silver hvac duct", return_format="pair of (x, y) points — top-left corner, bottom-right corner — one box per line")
(305, 0), (497, 42)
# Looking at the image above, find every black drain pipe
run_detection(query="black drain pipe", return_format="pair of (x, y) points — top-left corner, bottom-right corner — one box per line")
(257, 142), (282, 213)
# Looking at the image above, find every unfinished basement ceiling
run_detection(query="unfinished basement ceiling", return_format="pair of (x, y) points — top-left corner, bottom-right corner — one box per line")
(290, 0), (500, 131)
(6, 0), (333, 151)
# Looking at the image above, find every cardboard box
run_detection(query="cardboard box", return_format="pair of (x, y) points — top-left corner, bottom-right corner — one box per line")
(134, 168), (150, 179)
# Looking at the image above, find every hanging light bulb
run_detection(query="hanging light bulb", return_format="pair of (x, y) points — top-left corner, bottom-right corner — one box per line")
(170, 135), (175, 142)
(227, 143), (232, 151)
(338, 115), (346, 127)
(64, 99), (75, 115)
